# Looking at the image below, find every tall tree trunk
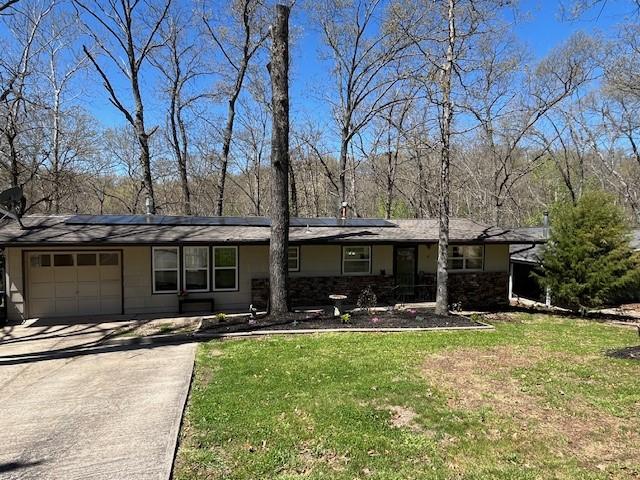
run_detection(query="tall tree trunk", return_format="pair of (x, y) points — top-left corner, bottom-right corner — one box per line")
(385, 149), (394, 219)
(268, 3), (290, 315)
(289, 159), (298, 216)
(126, 16), (156, 214)
(216, 100), (238, 216)
(51, 88), (62, 213)
(435, 0), (456, 316)
(350, 155), (359, 217)
(254, 155), (262, 215)
(7, 130), (19, 188)
(169, 87), (192, 215)
(137, 129), (156, 213)
(417, 155), (424, 218)
(177, 108), (191, 215)
(338, 129), (349, 210)
(130, 67), (156, 213)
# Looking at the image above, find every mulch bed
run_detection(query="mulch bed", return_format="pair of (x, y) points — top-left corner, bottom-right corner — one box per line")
(199, 308), (487, 335)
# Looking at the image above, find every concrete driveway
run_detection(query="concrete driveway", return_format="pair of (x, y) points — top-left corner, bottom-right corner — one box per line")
(0, 317), (196, 480)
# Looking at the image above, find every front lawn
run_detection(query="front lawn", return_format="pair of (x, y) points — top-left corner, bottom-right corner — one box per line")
(174, 314), (640, 480)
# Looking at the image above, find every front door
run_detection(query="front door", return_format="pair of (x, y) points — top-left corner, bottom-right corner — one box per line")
(395, 246), (417, 299)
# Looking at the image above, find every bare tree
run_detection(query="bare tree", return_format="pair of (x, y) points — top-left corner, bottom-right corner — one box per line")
(313, 0), (412, 212)
(152, 12), (208, 215)
(229, 93), (270, 215)
(203, 0), (269, 216)
(89, 126), (147, 214)
(392, 0), (520, 314)
(74, 0), (172, 214)
(268, 3), (290, 316)
(363, 93), (414, 219)
(434, 0), (456, 315)
(40, 10), (91, 213)
(0, 0), (54, 207)
(0, 0), (19, 13)
(467, 32), (599, 224)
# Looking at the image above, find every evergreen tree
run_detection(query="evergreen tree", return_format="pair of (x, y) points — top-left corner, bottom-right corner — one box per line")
(538, 190), (640, 313)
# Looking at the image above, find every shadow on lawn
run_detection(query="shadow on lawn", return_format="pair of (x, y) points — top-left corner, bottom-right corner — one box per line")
(605, 345), (640, 360)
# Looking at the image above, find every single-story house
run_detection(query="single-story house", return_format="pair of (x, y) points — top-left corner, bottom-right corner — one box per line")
(0, 214), (540, 322)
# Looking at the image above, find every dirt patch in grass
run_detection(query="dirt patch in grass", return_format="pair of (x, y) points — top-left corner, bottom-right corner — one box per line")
(606, 345), (640, 361)
(481, 312), (524, 323)
(293, 441), (350, 475)
(422, 346), (640, 470)
(387, 405), (423, 432)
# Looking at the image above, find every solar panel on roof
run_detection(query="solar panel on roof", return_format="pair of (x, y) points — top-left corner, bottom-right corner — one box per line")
(290, 217), (395, 227)
(65, 215), (396, 228)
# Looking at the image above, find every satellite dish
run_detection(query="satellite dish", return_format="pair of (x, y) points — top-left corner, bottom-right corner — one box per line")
(0, 186), (25, 229)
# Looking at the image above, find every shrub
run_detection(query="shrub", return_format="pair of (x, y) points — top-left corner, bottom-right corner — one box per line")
(449, 302), (462, 312)
(357, 286), (377, 313)
(536, 190), (640, 313)
(215, 312), (227, 323)
(340, 313), (351, 324)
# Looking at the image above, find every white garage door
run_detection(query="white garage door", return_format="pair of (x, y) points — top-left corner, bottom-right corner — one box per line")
(27, 251), (122, 318)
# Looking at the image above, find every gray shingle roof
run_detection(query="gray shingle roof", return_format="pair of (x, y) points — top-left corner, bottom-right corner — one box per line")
(0, 215), (542, 246)
(509, 226), (640, 264)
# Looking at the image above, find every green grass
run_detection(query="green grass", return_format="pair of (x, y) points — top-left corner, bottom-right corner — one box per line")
(174, 314), (640, 480)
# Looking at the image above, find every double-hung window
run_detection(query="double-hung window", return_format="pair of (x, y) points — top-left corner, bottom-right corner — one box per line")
(288, 246), (300, 272)
(153, 247), (179, 293)
(447, 245), (483, 271)
(213, 246), (238, 291)
(183, 246), (209, 292)
(342, 246), (371, 274)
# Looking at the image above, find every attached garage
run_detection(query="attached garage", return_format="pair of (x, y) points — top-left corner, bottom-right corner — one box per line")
(26, 250), (122, 318)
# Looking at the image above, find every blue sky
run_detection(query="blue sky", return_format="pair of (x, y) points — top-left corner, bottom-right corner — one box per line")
(83, 0), (636, 133)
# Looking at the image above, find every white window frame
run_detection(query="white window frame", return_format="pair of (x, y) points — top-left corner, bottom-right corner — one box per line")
(342, 245), (371, 275)
(213, 246), (238, 291)
(152, 246), (180, 294)
(288, 246), (300, 272)
(447, 245), (484, 272)
(183, 246), (210, 292)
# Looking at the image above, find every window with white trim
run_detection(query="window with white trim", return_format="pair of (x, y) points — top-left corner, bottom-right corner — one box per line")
(30, 254), (51, 267)
(183, 246), (209, 292)
(342, 246), (371, 274)
(288, 246), (300, 272)
(213, 246), (238, 291)
(153, 247), (179, 293)
(447, 245), (483, 271)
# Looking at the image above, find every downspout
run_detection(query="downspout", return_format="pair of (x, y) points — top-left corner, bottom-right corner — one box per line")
(543, 211), (551, 307)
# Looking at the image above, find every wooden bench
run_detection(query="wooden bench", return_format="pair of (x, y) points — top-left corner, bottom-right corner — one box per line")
(178, 297), (215, 314)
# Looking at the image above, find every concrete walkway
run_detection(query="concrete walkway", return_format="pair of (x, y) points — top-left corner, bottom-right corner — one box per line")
(0, 317), (196, 480)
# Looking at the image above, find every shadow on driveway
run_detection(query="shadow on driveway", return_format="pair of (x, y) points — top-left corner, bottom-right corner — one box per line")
(0, 313), (204, 366)
(0, 460), (45, 474)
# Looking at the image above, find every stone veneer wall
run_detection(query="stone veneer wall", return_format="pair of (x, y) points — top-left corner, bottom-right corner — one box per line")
(448, 272), (509, 307)
(252, 271), (508, 309)
(251, 275), (395, 309)
(414, 272), (508, 307)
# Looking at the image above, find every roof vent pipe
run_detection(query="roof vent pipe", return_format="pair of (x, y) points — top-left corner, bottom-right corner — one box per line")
(145, 197), (152, 216)
(339, 201), (348, 220)
(543, 211), (549, 240)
